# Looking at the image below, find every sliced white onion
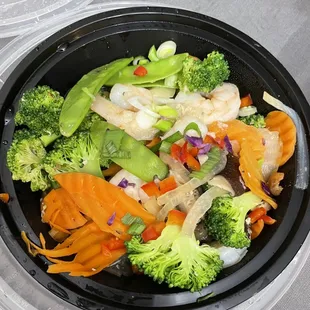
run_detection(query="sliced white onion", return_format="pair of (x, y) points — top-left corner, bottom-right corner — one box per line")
(178, 189), (200, 213)
(156, 40), (177, 59)
(109, 83), (132, 109)
(150, 87), (176, 98)
(153, 97), (176, 105)
(144, 197), (161, 216)
(159, 152), (190, 184)
(157, 150), (227, 210)
(133, 56), (145, 65)
(136, 110), (158, 129)
(162, 115), (208, 139)
(208, 175), (235, 196)
(127, 96), (160, 118)
(258, 128), (282, 180)
(238, 106), (257, 117)
(182, 186), (228, 237)
(263, 91), (309, 190)
(218, 246), (248, 268)
(109, 169), (145, 202)
(198, 154), (209, 165)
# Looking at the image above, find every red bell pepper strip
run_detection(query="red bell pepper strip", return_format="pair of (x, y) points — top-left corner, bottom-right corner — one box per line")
(133, 66), (148, 77)
(240, 94), (253, 108)
(261, 215), (276, 225)
(248, 207), (267, 224)
(159, 176), (177, 194)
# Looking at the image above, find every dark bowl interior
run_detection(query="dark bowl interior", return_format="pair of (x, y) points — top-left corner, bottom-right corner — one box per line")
(0, 6), (310, 310)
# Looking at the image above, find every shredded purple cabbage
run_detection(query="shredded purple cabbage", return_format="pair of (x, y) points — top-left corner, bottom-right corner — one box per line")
(261, 182), (271, 196)
(118, 178), (135, 189)
(107, 211), (116, 226)
(185, 135), (204, 148)
(224, 135), (233, 153)
(198, 144), (212, 155)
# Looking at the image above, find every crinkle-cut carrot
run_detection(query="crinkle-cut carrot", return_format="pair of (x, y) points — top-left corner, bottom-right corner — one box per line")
(54, 173), (156, 240)
(239, 141), (277, 209)
(74, 243), (102, 264)
(43, 188), (87, 230)
(48, 263), (87, 274)
(69, 248), (126, 277)
(265, 111), (296, 166)
(208, 120), (265, 159)
(0, 193), (9, 203)
(54, 221), (100, 250)
(22, 230), (110, 258)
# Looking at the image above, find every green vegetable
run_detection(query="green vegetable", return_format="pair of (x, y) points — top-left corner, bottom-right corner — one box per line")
(150, 131), (183, 153)
(126, 224), (223, 292)
(14, 86), (64, 147)
(121, 213), (144, 226)
(156, 41), (177, 59)
(6, 129), (50, 191)
(238, 114), (266, 128)
(133, 56), (146, 65)
(139, 59), (150, 65)
(127, 222), (146, 235)
(155, 105), (178, 118)
(91, 121), (168, 182)
(178, 51), (230, 93)
(184, 122), (202, 136)
(44, 131), (103, 180)
(164, 74), (178, 88)
(148, 45), (159, 62)
(206, 192), (262, 248)
(159, 141), (172, 153)
(105, 53), (188, 86)
(59, 57), (133, 137)
(190, 147), (221, 179)
(153, 120), (174, 132)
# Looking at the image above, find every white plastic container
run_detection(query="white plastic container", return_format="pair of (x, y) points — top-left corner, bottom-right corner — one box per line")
(0, 2), (309, 310)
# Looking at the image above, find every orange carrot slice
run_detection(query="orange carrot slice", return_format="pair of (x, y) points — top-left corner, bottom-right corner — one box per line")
(265, 111), (296, 166)
(0, 193), (9, 203)
(239, 141), (277, 208)
(240, 94), (253, 108)
(74, 243), (102, 264)
(248, 207), (267, 224)
(43, 188), (87, 230)
(209, 120), (265, 160)
(54, 173), (156, 240)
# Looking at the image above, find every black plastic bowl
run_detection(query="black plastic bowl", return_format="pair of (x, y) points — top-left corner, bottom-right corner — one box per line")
(0, 6), (310, 310)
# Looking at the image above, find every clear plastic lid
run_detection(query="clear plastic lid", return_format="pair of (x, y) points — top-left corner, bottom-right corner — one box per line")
(0, 0), (93, 38)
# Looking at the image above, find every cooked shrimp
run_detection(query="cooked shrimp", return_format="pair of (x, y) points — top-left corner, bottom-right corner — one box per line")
(172, 83), (241, 125)
(109, 169), (148, 202)
(110, 84), (153, 110)
(91, 95), (158, 140)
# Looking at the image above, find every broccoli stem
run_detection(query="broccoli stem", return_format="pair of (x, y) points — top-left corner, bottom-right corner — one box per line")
(40, 134), (61, 147)
(79, 158), (103, 178)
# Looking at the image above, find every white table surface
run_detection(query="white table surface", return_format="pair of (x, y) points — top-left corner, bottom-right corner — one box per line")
(0, 0), (309, 309)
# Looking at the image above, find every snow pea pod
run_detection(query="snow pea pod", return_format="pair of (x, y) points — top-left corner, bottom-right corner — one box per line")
(59, 57), (133, 137)
(105, 53), (188, 86)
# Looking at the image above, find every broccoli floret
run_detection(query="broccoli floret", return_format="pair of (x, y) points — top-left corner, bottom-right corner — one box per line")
(178, 51), (230, 93)
(44, 131), (102, 179)
(126, 225), (223, 292)
(15, 86), (64, 146)
(6, 129), (50, 191)
(78, 111), (103, 132)
(238, 114), (266, 128)
(206, 192), (262, 248)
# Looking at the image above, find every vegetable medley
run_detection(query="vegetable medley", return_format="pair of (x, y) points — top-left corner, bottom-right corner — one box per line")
(4, 40), (297, 292)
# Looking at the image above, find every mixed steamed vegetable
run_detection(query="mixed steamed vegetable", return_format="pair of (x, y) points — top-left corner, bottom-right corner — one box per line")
(4, 40), (298, 292)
